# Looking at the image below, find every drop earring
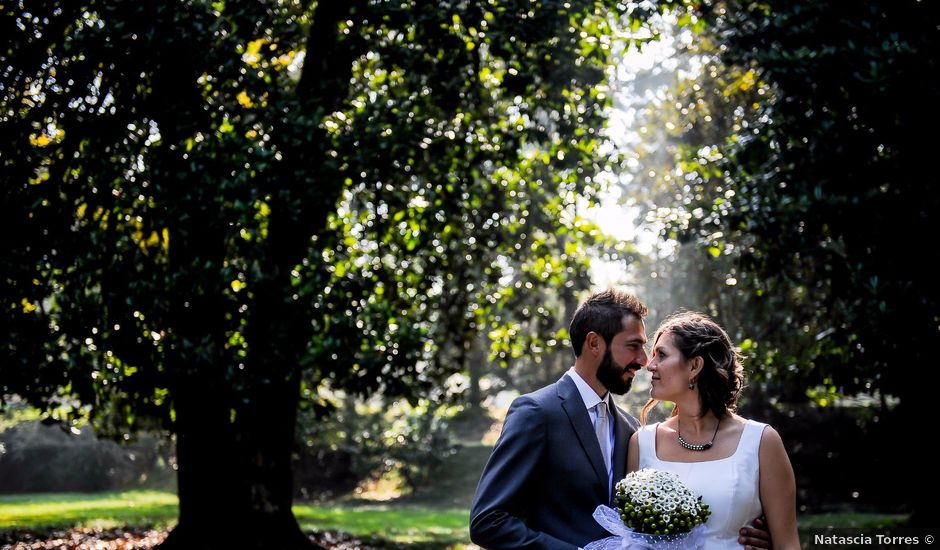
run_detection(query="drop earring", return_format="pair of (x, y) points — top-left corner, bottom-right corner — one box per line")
(688, 380), (695, 390)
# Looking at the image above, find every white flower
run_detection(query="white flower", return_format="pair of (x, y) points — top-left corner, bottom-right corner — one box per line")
(613, 468), (711, 536)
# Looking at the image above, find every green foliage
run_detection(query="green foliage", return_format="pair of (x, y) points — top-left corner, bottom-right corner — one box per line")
(0, 420), (174, 493)
(381, 404), (457, 493)
(295, 397), (458, 497)
(0, 1), (676, 537)
(0, 0), (664, 428)
(638, 1), (940, 406)
(1, 0), (337, 432)
(693, 0), (940, 406)
(305, 1), (648, 406)
(632, 0), (940, 519)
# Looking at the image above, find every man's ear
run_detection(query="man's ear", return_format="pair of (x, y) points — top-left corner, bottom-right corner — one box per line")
(586, 331), (605, 356)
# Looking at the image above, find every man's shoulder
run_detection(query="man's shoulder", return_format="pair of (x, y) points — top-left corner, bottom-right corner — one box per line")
(504, 378), (570, 416)
(519, 376), (572, 403)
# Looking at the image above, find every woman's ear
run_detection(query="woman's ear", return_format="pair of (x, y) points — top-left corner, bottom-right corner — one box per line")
(689, 355), (704, 377)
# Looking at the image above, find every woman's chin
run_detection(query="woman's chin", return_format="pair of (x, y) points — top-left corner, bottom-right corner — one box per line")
(649, 389), (671, 402)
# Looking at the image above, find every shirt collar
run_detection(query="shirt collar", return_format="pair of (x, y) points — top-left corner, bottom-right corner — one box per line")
(566, 366), (609, 411)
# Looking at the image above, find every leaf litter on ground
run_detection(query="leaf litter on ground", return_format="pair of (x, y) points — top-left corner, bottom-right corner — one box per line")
(0, 527), (380, 549)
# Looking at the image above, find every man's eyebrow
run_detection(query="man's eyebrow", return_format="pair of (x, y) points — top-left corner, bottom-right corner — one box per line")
(624, 337), (646, 345)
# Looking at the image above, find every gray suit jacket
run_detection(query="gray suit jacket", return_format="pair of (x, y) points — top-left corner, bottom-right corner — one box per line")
(469, 374), (640, 549)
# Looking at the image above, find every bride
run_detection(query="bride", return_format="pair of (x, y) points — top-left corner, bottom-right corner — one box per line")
(627, 311), (800, 549)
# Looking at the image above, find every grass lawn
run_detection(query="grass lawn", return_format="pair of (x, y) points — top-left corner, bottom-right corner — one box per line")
(0, 491), (179, 531)
(0, 491), (471, 548)
(798, 512), (910, 547)
(798, 513), (909, 530)
(294, 504), (468, 546)
(0, 491), (909, 548)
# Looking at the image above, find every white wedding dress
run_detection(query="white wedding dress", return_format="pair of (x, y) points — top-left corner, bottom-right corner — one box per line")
(637, 420), (766, 550)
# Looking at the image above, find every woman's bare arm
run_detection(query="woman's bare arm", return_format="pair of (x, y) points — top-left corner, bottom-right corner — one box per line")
(758, 426), (800, 550)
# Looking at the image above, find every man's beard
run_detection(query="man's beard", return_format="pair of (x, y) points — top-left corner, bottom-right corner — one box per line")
(596, 348), (639, 395)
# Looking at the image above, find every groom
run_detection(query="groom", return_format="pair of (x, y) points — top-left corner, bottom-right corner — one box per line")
(469, 289), (772, 549)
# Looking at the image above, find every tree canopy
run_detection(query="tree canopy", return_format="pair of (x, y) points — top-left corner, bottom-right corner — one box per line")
(1, 1), (672, 547)
(633, 0), (939, 521)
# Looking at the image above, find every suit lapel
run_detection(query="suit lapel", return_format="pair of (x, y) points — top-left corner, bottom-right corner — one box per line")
(558, 375), (608, 488)
(612, 404), (632, 483)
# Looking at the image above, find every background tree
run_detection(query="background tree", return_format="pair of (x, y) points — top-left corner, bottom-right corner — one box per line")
(637, 0), (940, 521)
(1, 1), (678, 548)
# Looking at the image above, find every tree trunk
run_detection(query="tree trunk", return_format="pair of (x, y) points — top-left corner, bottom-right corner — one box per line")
(159, 373), (320, 550)
(467, 336), (485, 414)
(156, 169), (319, 549)
(152, 3), (367, 546)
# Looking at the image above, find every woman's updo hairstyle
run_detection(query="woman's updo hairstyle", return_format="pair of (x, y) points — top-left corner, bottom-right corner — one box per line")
(641, 311), (745, 423)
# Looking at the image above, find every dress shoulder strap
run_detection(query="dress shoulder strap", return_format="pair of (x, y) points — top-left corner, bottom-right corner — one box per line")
(637, 423), (659, 468)
(735, 419), (769, 462)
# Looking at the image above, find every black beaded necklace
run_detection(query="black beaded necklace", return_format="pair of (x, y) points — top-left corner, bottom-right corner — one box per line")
(677, 417), (721, 452)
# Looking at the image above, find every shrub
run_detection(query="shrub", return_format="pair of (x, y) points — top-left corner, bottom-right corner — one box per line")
(293, 397), (458, 499)
(0, 421), (175, 493)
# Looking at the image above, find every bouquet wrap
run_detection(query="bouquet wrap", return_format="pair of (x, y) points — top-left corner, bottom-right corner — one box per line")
(584, 505), (706, 549)
(584, 469), (711, 550)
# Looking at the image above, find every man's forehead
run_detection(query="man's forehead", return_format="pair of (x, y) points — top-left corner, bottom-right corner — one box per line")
(619, 316), (648, 343)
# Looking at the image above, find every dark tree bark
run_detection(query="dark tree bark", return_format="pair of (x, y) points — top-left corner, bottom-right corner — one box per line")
(153, 3), (365, 547)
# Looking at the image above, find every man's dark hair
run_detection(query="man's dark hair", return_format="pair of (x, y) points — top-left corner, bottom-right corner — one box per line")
(569, 289), (648, 357)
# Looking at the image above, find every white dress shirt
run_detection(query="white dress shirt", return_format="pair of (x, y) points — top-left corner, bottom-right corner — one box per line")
(565, 367), (615, 485)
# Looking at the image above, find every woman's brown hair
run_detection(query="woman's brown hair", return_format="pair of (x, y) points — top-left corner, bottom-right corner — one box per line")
(640, 311), (745, 424)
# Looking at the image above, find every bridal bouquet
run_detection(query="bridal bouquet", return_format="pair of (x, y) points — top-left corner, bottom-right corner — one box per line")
(585, 469), (710, 550)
